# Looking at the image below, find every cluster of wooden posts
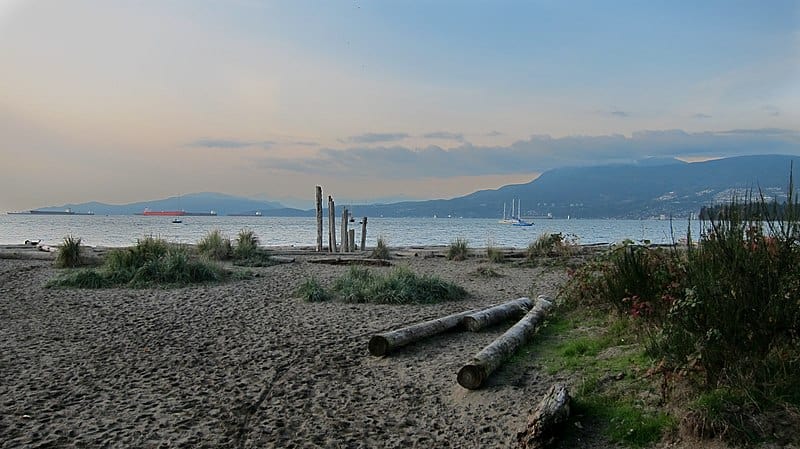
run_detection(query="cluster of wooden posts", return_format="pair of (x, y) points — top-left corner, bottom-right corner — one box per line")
(315, 186), (368, 253)
(370, 295), (572, 448)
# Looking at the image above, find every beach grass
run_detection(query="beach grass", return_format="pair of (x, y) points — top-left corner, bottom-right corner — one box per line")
(300, 266), (467, 304)
(197, 229), (232, 260)
(49, 236), (228, 288)
(55, 235), (83, 268)
(370, 236), (391, 259)
(446, 238), (469, 261)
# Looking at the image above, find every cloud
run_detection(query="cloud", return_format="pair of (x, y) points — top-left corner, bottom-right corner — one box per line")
(610, 110), (630, 118)
(692, 113), (712, 119)
(344, 132), (409, 144)
(422, 131), (464, 141)
(763, 105), (781, 117)
(187, 139), (274, 149)
(259, 128), (800, 179)
(486, 130), (503, 137)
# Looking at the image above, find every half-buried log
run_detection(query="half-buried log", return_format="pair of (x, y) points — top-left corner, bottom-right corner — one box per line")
(462, 297), (535, 332)
(368, 308), (478, 356)
(457, 295), (553, 389)
(516, 384), (571, 449)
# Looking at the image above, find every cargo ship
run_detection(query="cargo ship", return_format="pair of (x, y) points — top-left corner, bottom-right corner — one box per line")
(7, 208), (95, 215)
(141, 209), (217, 216)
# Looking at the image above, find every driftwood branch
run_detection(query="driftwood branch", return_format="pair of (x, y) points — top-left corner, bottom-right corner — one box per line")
(517, 384), (571, 449)
(462, 297), (535, 332)
(457, 295), (553, 389)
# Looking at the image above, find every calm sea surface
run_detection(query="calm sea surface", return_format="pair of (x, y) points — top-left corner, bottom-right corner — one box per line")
(0, 215), (706, 248)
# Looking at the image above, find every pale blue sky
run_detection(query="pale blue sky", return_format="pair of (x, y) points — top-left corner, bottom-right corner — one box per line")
(0, 0), (798, 209)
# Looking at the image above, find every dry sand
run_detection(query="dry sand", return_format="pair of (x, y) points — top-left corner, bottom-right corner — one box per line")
(0, 247), (620, 448)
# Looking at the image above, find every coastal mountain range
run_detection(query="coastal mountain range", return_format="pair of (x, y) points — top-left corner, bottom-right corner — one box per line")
(34, 154), (800, 219)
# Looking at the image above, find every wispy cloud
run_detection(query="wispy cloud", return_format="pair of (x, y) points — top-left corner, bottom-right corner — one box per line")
(692, 113), (712, 119)
(486, 130), (503, 137)
(343, 132), (409, 144)
(260, 128), (800, 179)
(422, 131), (464, 141)
(187, 139), (275, 149)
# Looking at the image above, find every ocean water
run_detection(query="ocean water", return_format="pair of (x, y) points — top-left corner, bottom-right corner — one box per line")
(0, 215), (706, 248)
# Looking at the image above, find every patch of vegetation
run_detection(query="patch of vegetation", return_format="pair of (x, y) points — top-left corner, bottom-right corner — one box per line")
(197, 229), (232, 260)
(296, 277), (334, 302)
(473, 265), (503, 278)
(526, 232), (576, 259)
(573, 396), (676, 447)
(446, 238), (469, 261)
(55, 235), (83, 268)
(370, 236), (391, 259)
(233, 229), (259, 259)
(558, 180), (800, 445)
(309, 266), (467, 304)
(49, 236), (229, 288)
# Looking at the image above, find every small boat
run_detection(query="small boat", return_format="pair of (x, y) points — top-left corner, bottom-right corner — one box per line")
(172, 218), (183, 224)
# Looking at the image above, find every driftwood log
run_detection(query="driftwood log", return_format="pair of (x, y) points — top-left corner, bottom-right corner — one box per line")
(516, 384), (571, 449)
(308, 257), (392, 267)
(462, 297), (534, 332)
(457, 295), (553, 389)
(368, 308), (479, 356)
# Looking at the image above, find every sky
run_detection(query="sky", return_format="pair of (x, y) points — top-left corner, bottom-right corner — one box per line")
(1, 0), (798, 210)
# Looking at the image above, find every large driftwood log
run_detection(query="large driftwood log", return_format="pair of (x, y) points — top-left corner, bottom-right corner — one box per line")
(516, 384), (571, 449)
(457, 295), (553, 389)
(369, 308), (480, 356)
(462, 297), (535, 332)
(308, 257), (392, 267)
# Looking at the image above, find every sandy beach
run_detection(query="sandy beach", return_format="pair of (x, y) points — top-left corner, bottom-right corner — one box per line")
(0, 247), (600, 448)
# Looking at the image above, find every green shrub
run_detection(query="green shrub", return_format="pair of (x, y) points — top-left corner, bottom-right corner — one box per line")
(197, 229), (232, 260)
(332, 266), (467, 304)
(296, 277), (333, 302)
(527, 232), (574, 259)
(55, 235), (83, 268)
(370, 236), (390, 259)
(447, 238), (469, 261)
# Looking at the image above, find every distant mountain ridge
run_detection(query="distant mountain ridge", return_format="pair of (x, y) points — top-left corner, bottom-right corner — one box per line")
(38, 192), (287, 216)
(30, 154), (800, 219)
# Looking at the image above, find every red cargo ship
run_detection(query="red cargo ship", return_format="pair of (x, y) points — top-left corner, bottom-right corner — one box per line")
(142, 210), (186, 216)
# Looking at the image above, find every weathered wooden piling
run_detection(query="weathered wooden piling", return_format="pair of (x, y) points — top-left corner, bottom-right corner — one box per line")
(349, 229), (355, 252)
(360, 217), (367, 251)
(315, 186), (323, 252)
(341, 208), (349, 252)
(327, 196), (336, 253)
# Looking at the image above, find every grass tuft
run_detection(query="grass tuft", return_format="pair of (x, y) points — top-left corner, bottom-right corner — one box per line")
(233, 229), (259, 259)
(327, 266), (467, 304)
(447, 238), (469, 261)
(197, 229), (232, 260)
(370, 236), (391, 259)
(55, 235), (83, 268)
(296, 277), (333, 302)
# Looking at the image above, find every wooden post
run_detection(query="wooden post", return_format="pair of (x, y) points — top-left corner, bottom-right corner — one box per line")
(341, 208), (349, 253)
(457, 296), (553, 389)
(328, 196), (336, 253)
(315, 186), (323, 252)
(360, 217), (367, 251)
(348, 229), (355, 252)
